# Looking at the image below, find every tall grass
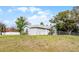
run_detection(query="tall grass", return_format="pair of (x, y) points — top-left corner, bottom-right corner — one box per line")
(0, 35), (78, 51)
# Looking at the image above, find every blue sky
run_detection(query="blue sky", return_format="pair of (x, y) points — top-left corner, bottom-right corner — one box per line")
(0, 6), (73, 27)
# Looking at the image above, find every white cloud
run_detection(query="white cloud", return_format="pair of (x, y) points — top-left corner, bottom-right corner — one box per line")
(29, 15), (37, 20)
(2, 7), (53, 26)
(0, 9), (3, 12)
(7, 7), (52, 16)
(16, 7), (49, 15)
(3, 19), (16, 27)
(28, 7), (53, 25)
(38, 11), (47, 15)
(17, 7), (28, 12)
(3, 20), (10, 25)
(28, 14), (51, 25)
(37, 10), (51, 15)
(28, 7), (42, 14)
(7, 9), (13, 13)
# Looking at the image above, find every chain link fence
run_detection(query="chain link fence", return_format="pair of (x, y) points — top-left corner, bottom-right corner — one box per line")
(57, 31), (79, 35)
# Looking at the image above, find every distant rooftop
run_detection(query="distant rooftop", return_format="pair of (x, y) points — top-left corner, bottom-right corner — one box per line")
(28, 25), (51, 30)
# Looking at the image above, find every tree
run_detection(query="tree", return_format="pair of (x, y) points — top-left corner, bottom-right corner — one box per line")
(73, 6), (79, 14)
(71, 6), (79, 32)
(72, 6), (79, 24)
(15, 16), (28, 34)
(0, 23), (6, 35)
(50, 10), (77, 35)
(40, 22), (44, 25)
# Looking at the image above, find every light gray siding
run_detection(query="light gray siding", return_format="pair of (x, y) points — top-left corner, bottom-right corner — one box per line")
(28, 28), (49, 35)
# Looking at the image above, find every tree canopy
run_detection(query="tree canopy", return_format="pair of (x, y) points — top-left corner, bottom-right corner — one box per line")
(40, 22), (44, 25)
(49, 10), (78, 34)
(0, 23), (6, 35)
(15, 16), (29, 34)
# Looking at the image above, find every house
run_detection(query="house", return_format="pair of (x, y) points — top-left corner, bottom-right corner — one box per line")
(2, 28), (20, 35)
(24, 25), (51, 35)
(5, 28), (17, 32)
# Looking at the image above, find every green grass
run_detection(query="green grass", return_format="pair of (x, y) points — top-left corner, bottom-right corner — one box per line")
(0, 35), (79, 52)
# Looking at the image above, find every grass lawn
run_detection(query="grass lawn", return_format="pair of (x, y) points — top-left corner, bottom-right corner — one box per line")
(0, 35), (79, 52)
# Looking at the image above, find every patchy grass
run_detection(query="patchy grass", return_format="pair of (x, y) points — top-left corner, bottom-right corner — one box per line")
(0, 35), (79, 52)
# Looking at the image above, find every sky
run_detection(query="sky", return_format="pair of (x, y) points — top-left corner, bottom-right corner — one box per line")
(0, 6), (73, 27)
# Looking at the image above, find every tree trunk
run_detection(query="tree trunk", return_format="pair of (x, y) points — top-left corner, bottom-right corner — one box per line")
(1, 32), (2, 35)
(67, 29), (73, 35)
(1, 27), (3, 35)
(68, 31), (72, 35)
(19, 29), (21, 35)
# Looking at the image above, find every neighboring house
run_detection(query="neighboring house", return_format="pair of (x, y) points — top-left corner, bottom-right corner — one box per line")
(2, 32), (20, 35)
(24, 25), (51, 35)
(5, 28), (17, 32)
(2, 28), (20, 35)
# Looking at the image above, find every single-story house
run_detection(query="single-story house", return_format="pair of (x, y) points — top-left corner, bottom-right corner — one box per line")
(2, 32), (20, 35)
(1, 28), (20, 35)
(24, 25), (51, 35)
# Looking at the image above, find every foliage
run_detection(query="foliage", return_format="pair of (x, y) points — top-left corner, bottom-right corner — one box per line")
(50, 10), (78, 34)
(40, 22), (44, 25)
(72, 6), (79, 24)
(15, 16), (28, 34)
(0, 23), (6, 35)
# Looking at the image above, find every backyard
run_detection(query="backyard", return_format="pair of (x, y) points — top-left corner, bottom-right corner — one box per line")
(0, 35), (79, 52)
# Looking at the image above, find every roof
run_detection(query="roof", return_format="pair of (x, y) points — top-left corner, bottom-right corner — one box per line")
(28, 25), (51, 30)
(5, 28), (17, 32)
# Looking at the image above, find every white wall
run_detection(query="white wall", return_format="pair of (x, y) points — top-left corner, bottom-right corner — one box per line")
(28, 28), (49, 35)
(2, 32), (20, 35)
